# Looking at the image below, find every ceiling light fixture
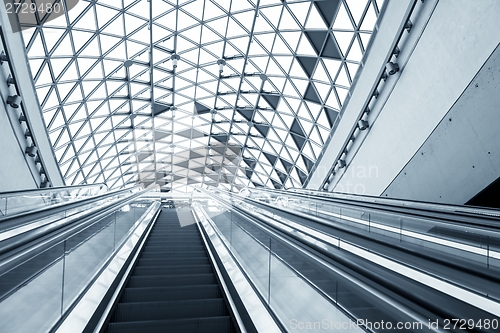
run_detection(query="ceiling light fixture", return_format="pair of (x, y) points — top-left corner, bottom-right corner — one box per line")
(25, 145), (37, 157)
(170, 54), (180, 68)
(7, 95), (22, 108)
(6, 74), (16, 87)
(386, 62), (400, 75)
(0, 51), (8, 65)
(217, 59), (226, 73)
(358, 120), (369, 130)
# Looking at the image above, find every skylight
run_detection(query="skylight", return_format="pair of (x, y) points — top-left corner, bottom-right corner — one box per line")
(21, 0), (383, 193)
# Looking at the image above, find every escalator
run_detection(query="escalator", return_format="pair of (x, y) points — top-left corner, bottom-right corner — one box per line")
(104, 209), (237, 333)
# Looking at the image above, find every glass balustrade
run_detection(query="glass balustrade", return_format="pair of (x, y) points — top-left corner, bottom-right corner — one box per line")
(0, 201), (154, 333)
(241, 189), (500, 271)
(0, 184), (107, 220)
(195, 199), (430, 333)
(0, 188), (140, 242)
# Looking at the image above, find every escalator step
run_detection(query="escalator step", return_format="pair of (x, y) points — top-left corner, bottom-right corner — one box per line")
(146, 238), (201, 243)
(136, 257), (210, 267)
(107, 316), (234, 333)
(121, 285), (222, 303)
(139, 251), (206, 259)
(127, 273), (216, 288)
(133, 264), (213, 276)
(145, 240), (203, 244)
(112, 298), (228, 322)
(142, 247), (205, 254)
(105, 211), (235, 333)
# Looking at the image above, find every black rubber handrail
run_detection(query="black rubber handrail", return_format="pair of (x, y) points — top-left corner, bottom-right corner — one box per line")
(256, 189), (500, 229)
(0, 187), (139, 234)
(0, 183), (106, 197)
(0, 190), (148, 302)
(0, 189), (146, 260)
(207, 190), (499, 333)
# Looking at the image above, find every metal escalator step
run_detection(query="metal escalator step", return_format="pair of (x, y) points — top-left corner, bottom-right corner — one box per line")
(133, 264), (213, 276)
(146, 237), (201, 242)
(142, 247), (205, 254)
(105, 210), (235, 333)
(144, 241), (205, 251)
(146, 237), (200, 242)
(136, 257), (210, 267)
(139, 251), (206, 259)
(120, 285), (222, 303)
(146, 230), (199, 232)
(127, 273), (216, 288)
(111, 298), (228, 322)
(107, 316), (234, 333)
(144, 240), (201, 245)
(336, 291), (373, 308)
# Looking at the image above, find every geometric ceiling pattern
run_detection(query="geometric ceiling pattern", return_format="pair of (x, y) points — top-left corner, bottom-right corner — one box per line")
(20, 0), (383, 192)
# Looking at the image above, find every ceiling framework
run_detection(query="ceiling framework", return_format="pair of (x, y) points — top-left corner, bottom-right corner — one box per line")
(20, 0), (383, 192)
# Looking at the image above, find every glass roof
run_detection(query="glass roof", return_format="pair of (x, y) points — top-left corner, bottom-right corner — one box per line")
(21, 0), (383, 193)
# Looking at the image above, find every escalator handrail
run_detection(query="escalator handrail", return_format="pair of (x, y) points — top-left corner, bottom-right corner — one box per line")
(0, 183), (106, 198)
(206, 190), (500, 330)
(56, 201), (161, 333)
(193, 204), (285, 333)
(251, 188), (500, 228)
(194, 207), (249, 333)
(287, 188), (500, 218)
(198, 190), (436, 333)
(0, 189), (148, 284)
(196, 202), (370, 333)
(0, 187), (141, 238)
(222, 189), (500, 283)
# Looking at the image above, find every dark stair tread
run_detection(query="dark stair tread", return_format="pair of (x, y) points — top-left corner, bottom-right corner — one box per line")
(142, 248), (205, 253)
(127, 272), (216, 289)
(107, 316), (234, 333)
(112, 298), (228, 322)
(133, 264), (213, 276)
(121, 285), (222, 303)
(107, 209), (235, 332)
(139, 251), (207, 259)
(137, 257), (210, 266)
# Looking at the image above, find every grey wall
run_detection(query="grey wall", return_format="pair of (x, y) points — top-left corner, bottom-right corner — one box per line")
(0, 30), (38, 191)
(0, 6), (64, 192)
(0, 93), (38, 192)
(382, 45), (500, 204)
(326, 0), (500, 204)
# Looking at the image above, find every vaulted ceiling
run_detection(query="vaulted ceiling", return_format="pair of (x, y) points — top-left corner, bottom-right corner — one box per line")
(20, 0), (383, 192)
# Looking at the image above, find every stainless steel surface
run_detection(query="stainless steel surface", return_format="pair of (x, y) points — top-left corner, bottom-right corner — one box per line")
(56, 201), (160, 333)
(193, 208), (248, 333)
(194, 204), (283, 333)
(196, 200), (366, 333)
(220, 192), (500, 318)
(0, 198), (157, 333)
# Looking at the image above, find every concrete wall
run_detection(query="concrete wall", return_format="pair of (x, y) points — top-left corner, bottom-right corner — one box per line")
(0, 87), (38, 192)
(328, 0), (500, 204)
(0, 7), (64, 192)
(382, 45), (500, 204)
(0, 27), (38, 191)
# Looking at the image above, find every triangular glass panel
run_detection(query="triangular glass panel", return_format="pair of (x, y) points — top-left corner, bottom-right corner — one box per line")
(296, 33), (318, 56)
(315, 0), (342, 27)
(333, 2), (354, 30)
(260, 6), (282, 29)
(287, 2), (309, 27)
(295, 56), (317, 78)
(305, 4), (327, 29)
